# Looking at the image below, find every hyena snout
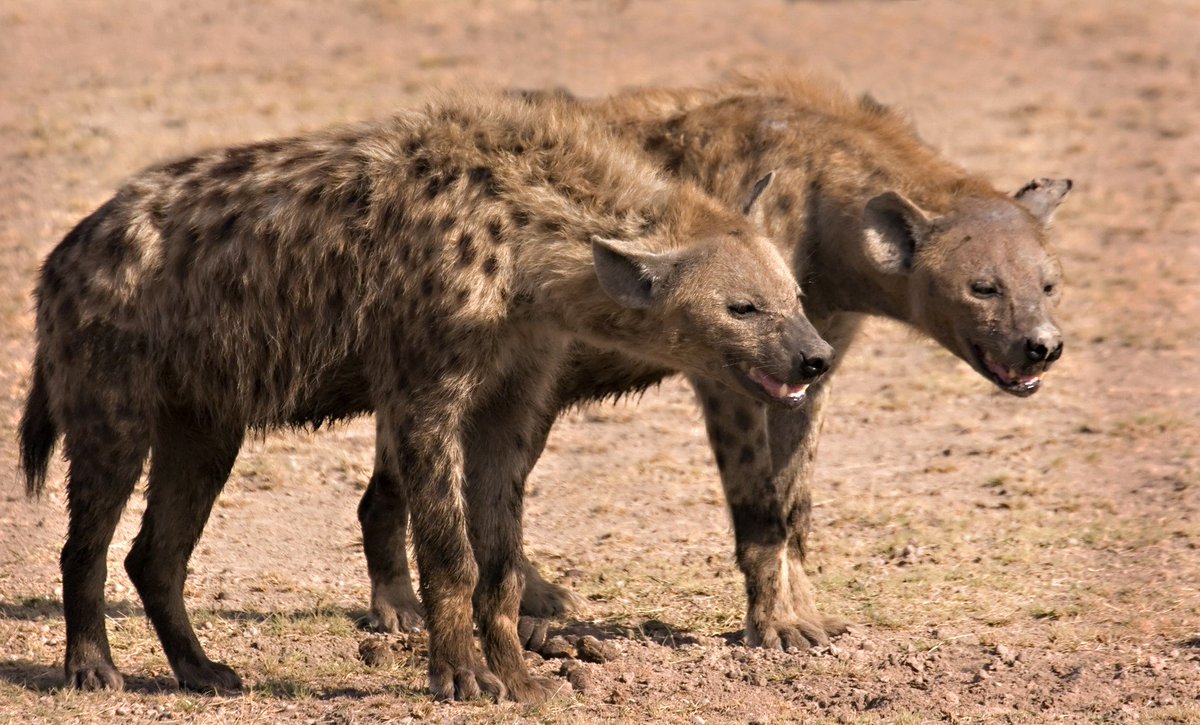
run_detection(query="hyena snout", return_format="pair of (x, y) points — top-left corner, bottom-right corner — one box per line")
(782, 319), (834, 383)
(1024, 329), (1063, 364)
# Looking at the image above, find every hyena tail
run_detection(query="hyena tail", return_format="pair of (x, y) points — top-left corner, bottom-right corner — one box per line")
(20, 354), (58, 498)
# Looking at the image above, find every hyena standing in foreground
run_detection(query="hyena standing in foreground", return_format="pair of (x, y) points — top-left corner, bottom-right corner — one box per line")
(362, 74), (1071, 651)
(19, 91), (834, 700)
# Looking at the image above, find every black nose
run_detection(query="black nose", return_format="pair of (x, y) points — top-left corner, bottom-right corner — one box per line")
(1026, 339), (1064, 363)
(801, 355), (829, 378)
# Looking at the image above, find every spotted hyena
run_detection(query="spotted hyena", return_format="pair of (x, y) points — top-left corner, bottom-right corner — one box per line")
(19, 90), (834, 701)
(360, 74), (1071, 651)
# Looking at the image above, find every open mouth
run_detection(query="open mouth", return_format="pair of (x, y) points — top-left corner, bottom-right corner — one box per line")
(732, 364), (810, 408)
(971, 344), (1044, 397)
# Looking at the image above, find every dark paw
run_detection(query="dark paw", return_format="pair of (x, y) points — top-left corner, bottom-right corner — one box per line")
(505, 674), (572, 703)
(364, 602), (425, 634)
(519, 572), (587, 618)
(66, 662), (124, 691)
(430, 663), (505, 702)
(175, 659), (243, 694)
(517, 616), (550, 652)
(364, 581), (425, 633)
(747, 615), (836, 652)
(821, 614), (851, 638)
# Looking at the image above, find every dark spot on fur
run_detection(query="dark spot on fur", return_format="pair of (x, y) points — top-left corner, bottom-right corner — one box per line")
(481, 255), (498, 276)
(739, 445), (756, 466)
(705, 396), (721, 414)
(421, 276), (435, 298)
(730, 502), (787, 549)
(775, 193), (794, 213)
(469, 166), (498, 195)
(457, 233), (475, 266)
(212, 149), (256, 179)
(709, 424), (728, 448)
(412, 157), (432, 179)
(216, 212), (240, 240)
(304, 186), (323, 207)
(511, 210), (529, 228)
(733, 408), (753, 431)
(160, 156), (200, 177)
(487, 220), (504, 244)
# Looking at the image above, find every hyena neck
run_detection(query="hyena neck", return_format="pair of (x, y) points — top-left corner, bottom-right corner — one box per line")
(517, 186), (729, 368)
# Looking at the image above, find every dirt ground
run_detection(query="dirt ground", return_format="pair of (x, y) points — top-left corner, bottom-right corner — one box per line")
(1, 0), (1198, 722)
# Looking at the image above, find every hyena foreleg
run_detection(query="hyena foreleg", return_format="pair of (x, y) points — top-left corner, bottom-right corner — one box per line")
(464, 350), (570, 702)
(691, 373), (846, 651)
(376, 373), (504, 702)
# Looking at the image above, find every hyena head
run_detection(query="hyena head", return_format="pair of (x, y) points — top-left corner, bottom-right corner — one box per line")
(591, 175), (833, 409)
(863, 178), (1071, 397)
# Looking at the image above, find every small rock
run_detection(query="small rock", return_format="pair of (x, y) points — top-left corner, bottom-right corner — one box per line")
(972, 668), (990, 683)
(995, 644), (1017, 666)
(745, 672), (768, 687)
(692, 717), (706, 725)
(540, 635), (578, 659)
(748, 716), (770, 725)
(577, 635), (618, 663)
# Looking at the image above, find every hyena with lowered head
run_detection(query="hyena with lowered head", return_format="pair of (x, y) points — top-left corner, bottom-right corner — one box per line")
(19, 90), (832, 701)
(360, 74), (1071, 654)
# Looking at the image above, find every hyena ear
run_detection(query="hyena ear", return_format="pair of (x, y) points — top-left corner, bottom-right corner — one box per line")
(862, 191), (933, 275)
(1015, 177), (1073, 225)
(742, 171), (775, 228)
(591, 237), (678, 309)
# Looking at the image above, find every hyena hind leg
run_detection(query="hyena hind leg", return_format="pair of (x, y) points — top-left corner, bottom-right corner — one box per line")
(124, 410), (244, 693)
(358, 445), (424, 634)
(58, 391), (152, 690)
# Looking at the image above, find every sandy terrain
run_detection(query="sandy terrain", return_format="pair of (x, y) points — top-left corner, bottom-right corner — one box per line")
(1, 0), (1198, 722)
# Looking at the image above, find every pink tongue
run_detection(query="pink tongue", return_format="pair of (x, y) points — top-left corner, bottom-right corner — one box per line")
(983, 355), (1011, 380)
(749, 368), (806, 398)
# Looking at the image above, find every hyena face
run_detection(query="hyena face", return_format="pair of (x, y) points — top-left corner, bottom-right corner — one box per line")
(592, 226), (833, 410)
(864, 178), (1071, 397)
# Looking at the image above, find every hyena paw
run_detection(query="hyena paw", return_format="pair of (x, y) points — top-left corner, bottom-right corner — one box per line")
(818, 613), (851, 638)
(520, 573), (587, 618)
(517, 616), (550, 651)
(364, 589), (425, 633)
(174, 658), (243, 694)
(362, 600), (424, 633)
(746, 614), (836, 652)
(430, 662), (506, 702)
(504, 673), (572, 703)
(66, 661), (125, 691)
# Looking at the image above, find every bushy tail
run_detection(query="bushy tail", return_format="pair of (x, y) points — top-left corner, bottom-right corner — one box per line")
(19, 356), (58, 498)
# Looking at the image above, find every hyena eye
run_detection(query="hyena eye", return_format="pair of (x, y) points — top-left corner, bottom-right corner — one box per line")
(1043, 282), (1057, 296)
(727, 302), (760, 318)
(970, 281), (1000, 298)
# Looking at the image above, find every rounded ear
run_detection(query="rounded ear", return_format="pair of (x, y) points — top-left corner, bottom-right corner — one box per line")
(1015, 178), (1073, 225)
(591, 237), (677, 309)
(742, 171), (775, 215)
(862, 191), (933, 275)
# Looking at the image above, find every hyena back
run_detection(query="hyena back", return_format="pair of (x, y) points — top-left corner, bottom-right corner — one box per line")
(20, 90), (831, 701)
